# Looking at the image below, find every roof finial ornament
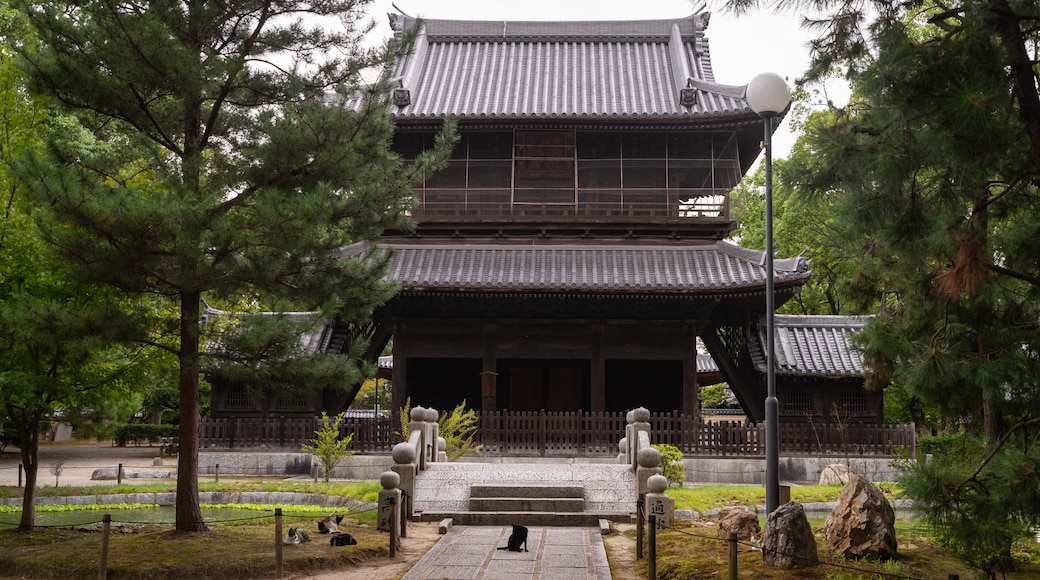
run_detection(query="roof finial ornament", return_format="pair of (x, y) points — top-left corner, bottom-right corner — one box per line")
(680, 78), (697, 107)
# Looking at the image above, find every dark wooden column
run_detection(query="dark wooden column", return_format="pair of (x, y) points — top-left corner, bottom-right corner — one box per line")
(591, 323), (605, 412)
(682, 322), (699, 420)
(391, 321), (407, 424)
(481, 323), (498, 414)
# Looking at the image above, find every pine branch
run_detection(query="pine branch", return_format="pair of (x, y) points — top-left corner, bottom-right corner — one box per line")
(951, 416), (1040, 497)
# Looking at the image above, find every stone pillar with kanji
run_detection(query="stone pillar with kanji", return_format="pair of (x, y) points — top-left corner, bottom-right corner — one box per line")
(644, 474), (674, 528)
(377, 471), (402, 535)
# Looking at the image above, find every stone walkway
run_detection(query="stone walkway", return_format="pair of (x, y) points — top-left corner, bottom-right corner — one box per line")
(402, 525), (611, 580)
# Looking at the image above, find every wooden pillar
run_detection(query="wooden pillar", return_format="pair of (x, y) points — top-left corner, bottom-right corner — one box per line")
(682, 323), (699, 420)
(591, 323), (606, 412)
(391, 321), (407, 423)
(481, 323), (498, 414)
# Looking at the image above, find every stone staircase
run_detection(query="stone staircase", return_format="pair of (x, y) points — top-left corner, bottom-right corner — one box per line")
(412, 461), (637, 526)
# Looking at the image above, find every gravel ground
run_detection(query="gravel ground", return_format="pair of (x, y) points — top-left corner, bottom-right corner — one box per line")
(0, 440), (175, 487)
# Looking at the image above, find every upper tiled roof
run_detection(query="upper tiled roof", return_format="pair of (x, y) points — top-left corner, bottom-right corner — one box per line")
(387, 12), (755, 121)
(750, 315), (870, 378)
(349, 240), (811, 293)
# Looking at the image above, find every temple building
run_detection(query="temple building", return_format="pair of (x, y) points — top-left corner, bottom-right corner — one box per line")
(208, 10), (884, 428)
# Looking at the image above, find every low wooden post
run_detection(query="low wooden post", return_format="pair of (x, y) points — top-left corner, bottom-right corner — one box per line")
(648, 514), (657, 580)
(274, 508), (283, 578)
(636, 498), (644, 560)
(215, 464), (220, 483)
(98, 514), (111, 580)
(389, 497), (398, 559)
(399, 491), (408, 538)
(728, 531), (738, 580)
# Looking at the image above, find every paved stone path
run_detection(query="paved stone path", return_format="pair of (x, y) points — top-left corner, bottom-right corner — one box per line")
(402, 525), (611, 580)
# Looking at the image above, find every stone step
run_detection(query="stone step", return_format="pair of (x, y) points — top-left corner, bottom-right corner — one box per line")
(469, 497), (585, 513)
(418, 510), (630, 527)
(470, 483), (584, 499)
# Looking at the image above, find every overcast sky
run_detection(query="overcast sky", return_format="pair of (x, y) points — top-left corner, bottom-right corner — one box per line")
(364, 0), (843, 157)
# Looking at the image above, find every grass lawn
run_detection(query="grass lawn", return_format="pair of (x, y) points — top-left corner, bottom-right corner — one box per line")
(1, 481), (1039, 579)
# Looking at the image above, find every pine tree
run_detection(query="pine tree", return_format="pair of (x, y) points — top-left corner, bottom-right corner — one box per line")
(727, 0), (1040, 573)
(9, 0), (453, 531)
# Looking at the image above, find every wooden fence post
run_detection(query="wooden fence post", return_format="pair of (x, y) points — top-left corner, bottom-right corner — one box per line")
(728, 531), (738, 580)
(274, 508), (283, 578)
(636, 498), (644, 560)
(116, 464), (122, 486)
(648, 514), (657, 580)
(98, 513), (111, 580)
(389, 497), (398, 558)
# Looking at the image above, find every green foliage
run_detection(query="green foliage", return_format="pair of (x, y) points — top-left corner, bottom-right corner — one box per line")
(698, 384), (730, 409)
(651, 444), (685, 486)
(437, 400), (481, 461)
(8, 0), (455, 530)
(897, 431), (1040, 576)
(728, 0), (1040, 574)
(398, 397), (411, 442)
(113, 423), (179, 447)
(916, 434), (965, 457)
(301, 412), (354, 482)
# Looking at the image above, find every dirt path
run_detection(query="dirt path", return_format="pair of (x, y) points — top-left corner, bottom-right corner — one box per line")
(285, 522), (443, 580)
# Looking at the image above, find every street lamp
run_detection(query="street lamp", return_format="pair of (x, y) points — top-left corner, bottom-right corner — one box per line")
(746, 72), (791, 516)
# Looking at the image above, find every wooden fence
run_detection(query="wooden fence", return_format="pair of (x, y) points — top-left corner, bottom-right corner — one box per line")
(198, 411), (915, 457)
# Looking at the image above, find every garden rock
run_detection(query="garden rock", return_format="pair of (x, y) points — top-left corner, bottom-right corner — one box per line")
(91, 466), (171, 480)
(818, 463), (854, 485)
(762, 502), (818, 569)
(825, 473), (897, 560)
(716, 506), (760, 540)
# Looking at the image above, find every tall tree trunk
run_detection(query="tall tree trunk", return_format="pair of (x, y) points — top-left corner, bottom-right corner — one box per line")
(175, 291), (206, 532)
(13, 410), (40, 531)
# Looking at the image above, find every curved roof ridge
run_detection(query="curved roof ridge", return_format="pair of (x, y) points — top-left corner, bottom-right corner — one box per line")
(390, 12), (710, 42)
(772, 314), (872, 328)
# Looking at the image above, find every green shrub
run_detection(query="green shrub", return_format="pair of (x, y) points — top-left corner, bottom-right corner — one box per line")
(438, 400), (482, 461)
(652, 443), (685, 486)
(301, 412), (354, 482)
(113, 423), (178, 446)
(917, 433), (965, 456)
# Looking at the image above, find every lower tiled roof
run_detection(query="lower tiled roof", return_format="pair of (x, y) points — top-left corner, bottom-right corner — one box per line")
(360, 240), (810, 293)
(751, 315), (870, 378)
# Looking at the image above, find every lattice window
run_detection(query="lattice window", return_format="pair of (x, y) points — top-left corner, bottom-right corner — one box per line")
(838, 391), (868, 414)
(225, 386), (256, 411)
(277, 394), (310, 411)
(784, 391), (814, 414)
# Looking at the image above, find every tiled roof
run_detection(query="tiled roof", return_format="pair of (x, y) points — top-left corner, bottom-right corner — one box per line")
(750, 315), (870, 378)
(387, 12), (755, 121)
(201, 307), (333, 355)
(355, 240), (810, 293)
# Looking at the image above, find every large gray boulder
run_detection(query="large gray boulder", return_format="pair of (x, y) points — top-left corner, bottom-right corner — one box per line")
(762, 502), (818, 569)
(716, 506), (760, 540)
(825, 473), (897, 560)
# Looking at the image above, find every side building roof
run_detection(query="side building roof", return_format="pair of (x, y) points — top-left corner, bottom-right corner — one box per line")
(750, 315), (871, 379)
(386, 11), (757, 122)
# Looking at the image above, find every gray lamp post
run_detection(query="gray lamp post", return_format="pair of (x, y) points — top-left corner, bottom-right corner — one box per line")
(746, 72), (791, 516)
